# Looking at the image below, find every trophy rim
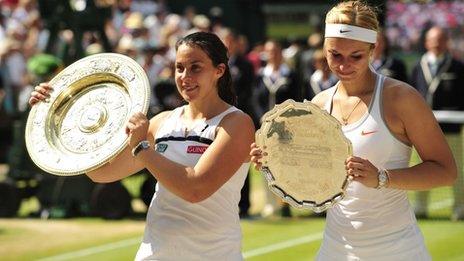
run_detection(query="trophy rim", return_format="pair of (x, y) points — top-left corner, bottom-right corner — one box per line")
(25, 53), (151, 176)
(256, 99), (352, 212)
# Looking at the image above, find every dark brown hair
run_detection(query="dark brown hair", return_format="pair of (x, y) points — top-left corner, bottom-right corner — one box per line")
(175, 32), (237, 105)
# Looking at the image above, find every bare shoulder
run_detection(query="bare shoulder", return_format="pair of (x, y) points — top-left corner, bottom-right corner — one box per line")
(383, 77), (424, 110)
(148, 110), (173, 136)
(311, 87), (335, 109)
(220, 110), (255, 133)
(216, 109), (254, 160)
(150, 110), (172, 123)
(381, 77), (433, 146)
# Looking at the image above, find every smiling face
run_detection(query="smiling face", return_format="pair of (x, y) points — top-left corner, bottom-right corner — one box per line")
(175, 43), (225, 103)
(324, 38), (373, 81)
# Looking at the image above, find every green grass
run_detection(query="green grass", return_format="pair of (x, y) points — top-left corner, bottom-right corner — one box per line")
(408, 147), (457, 218)
(0, 218), (144, 260)
(1, 170), (463, 260)
(408, 186), (453, 218)
(242, 218), (325, 260)
(421, 221), (464, 260)
(1, 217), (463, 260)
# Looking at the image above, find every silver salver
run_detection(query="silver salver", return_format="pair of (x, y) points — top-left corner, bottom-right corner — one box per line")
(25, 53), (150, 176)
(256, 99), (352, 212)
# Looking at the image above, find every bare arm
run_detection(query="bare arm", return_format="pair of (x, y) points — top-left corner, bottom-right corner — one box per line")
(136, 111), (255, 203)
(86, 111), (171, 183)
(383, 82), (457, 190)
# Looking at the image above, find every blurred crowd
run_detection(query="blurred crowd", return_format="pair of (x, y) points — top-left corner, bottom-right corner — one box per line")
(386, 0), (464, 59)
(0, 0), (463, 219)
(0, 0), (327, 163)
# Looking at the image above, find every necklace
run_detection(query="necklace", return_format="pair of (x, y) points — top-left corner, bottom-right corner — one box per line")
(339, 97), (362, 125)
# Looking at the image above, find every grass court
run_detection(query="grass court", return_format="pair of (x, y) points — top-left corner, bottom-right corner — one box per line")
(1, 172), (463, 260)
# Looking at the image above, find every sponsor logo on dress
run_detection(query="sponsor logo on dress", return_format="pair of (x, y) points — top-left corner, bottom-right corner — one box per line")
(155, 143), (168, 153)
(361, 130), (378, 136)
(187, 145), (208, 154)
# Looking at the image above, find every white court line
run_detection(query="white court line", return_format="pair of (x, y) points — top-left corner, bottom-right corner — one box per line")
(37, 232), (323, 260)
(37, 237), (141, 261)
(243, 232), (323, 259)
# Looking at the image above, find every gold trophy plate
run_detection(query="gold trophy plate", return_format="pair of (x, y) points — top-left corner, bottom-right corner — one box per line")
(256, 100), (352, 212)
(25, 53), (150, 176)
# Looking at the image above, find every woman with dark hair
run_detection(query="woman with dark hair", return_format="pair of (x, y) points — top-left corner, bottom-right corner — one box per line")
(30, 32), (255, 260)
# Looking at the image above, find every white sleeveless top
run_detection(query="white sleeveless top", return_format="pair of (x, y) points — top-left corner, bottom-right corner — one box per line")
(316, 74), (431, 261)
(135, 106), (249, 261)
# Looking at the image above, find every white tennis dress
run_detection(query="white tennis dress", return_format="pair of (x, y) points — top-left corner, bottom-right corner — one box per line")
(316, 74), (432, 261)
(135, 106), (249, 261)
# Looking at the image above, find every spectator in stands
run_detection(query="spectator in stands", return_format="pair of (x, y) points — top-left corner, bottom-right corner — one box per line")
(67, 0), (113, 60)
(0, 71), (12, 163)
(8, 54), (62, 217)
(220, 28), (256, 218)
(253, 39), (300, 217)
(411, 26), (464, 221)
(305, 48), (338, 100)
(299, 32), (324, 97)
(372, 30), (407, 82)
(246, 41), (265, 74)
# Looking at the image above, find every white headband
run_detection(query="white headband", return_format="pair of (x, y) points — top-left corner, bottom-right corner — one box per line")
(325, 24), (377, 44)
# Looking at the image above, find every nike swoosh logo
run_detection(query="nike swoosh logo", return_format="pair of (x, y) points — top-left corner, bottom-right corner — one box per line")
(340, 30), (351, 33)
(361, 130), (378, 136)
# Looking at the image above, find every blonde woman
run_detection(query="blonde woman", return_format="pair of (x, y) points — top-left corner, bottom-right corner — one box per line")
(251, 1), (456, 260)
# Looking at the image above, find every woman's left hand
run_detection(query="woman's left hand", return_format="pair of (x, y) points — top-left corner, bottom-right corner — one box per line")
(345, 156), (379, 188)
(126, 112), (149, 149)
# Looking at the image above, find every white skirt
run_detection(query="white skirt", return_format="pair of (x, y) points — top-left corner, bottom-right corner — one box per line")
(135, 233), (243, 261)
(316, 223), (431, 261)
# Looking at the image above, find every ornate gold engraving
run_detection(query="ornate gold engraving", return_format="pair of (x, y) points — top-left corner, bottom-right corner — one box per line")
(25, 53), (150, 176)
